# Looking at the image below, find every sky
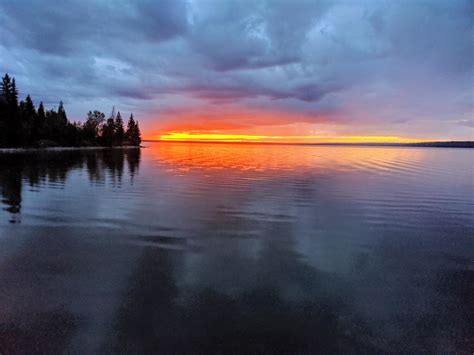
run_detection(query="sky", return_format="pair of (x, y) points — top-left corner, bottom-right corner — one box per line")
(0, 0), (473, 142)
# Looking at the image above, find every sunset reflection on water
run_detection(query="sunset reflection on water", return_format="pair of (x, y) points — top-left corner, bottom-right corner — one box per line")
(146, 142), (431, 176)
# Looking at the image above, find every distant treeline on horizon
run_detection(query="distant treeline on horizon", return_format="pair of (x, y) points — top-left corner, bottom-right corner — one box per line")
(0, 74), (141, 148)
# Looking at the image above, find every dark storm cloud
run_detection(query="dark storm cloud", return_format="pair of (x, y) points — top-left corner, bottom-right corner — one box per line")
(0, 0), (188, 54)
(0, 0), (472, 138)
(188, 0), (329, 71)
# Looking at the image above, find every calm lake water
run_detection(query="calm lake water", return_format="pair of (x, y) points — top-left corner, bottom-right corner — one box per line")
(0, 142), (472, 353)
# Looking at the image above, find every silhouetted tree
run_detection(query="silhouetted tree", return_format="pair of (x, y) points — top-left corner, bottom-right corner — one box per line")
(43, 108), (58, 141)
(10, 78), (18, 106)
(9, 78), (21, 146)
(24, 95), (35, 117)
(83, 110), (105, 144)
(21, 94), (37, 144)
(102, 108), (116, 147)
(126, 113), (141, 146)
(114, 111), (125, 146)
(126, 114), (135, 144)
(36, 101), (46, 140)
(1, 74), (12, 105)
(135, 120), (141, 146)
(58, 101), (67, 123)
(0, 98), (5, 147)
(37, 101), (45, 121)
(40, 102), (76, 146)
(1, 74), (20, 146)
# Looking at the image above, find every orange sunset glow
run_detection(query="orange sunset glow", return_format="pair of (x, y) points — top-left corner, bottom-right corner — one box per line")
(156, 131), (431, 144)
(148, 139), (432, 175)
(144, 111), (436, 144)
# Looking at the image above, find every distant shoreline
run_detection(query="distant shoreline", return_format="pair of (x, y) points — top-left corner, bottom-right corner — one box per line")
(144, 140), (474, 148)
(1, 141), (472, 152)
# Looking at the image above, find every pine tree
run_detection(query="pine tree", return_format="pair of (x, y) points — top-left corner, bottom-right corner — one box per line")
(25, 95), (35, 116)
(58, 101), (67, 123)
(109, 106), (116, 121)
(1, 74), (11, 101)
(0, 75), (12, 146)
(134, 120), (141, 146)
(126, 113), (135, 144)
(36, 102), (46, 141)
(22, 95), (38, 144)
(126, 113), (137, 146)
(114, 111), (125, 146)
(125, 114), (142, 146)
(10, 78), (18, 108)
(37, 102), (46, 125)
(0, 95), (4, 147)
(0, 75), (7, 146)
(4, 75), (20, 146)
(18, 95), (37, 145)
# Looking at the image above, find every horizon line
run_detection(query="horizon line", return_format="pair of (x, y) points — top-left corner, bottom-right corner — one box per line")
(143, 139), (474, 148)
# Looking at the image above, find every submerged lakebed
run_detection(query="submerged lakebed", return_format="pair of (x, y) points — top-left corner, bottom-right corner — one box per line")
(0, 142), (472, 352)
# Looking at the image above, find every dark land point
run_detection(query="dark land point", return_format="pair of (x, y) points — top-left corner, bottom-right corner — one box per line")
(0, 74), (141, 149)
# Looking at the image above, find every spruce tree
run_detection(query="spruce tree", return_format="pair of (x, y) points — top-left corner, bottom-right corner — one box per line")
(101, 107), (116, 146)
(6, 76), (20, 146)
(134, 120), (141, 146)
(0, 97), (4, 147)
(23, 95), (38, 144)
(10, 78), (18, 108)
(19, 95), (36, 145)
(25, 95), (35, 115)
(114, 111), (125, 146)
(126, 113), (135, 144)
(1, 74), (11, 101)
(125, 114), (141, 146)
(0, 75), (12, 146)
(126, 113), (139, 146)
(58, 101), (67, 123)
(37, 102), (45, 120)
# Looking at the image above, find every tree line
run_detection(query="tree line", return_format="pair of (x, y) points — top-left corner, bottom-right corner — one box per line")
(0, 73), (141, 148)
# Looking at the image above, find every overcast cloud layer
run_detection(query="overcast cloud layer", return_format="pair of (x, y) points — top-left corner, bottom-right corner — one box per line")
(1, 0), (472, 139)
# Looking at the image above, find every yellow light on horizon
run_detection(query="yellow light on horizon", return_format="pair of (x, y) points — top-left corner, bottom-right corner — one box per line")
(159, 132), (270, 142)
(157, 132), (431, 144)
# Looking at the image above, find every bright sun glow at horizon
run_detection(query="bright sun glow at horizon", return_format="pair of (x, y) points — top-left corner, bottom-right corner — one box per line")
(156, 132), (432, 144)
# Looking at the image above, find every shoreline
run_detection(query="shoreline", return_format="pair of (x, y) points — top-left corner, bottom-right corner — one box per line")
(1, 140), (473, 152)
(0, 145), (143, 153)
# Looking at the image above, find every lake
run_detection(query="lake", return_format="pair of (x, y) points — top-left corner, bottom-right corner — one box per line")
(0, 142), (472, 353)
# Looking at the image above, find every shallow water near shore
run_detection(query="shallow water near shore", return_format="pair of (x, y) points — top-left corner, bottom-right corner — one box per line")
(0, 142), (472, 353)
